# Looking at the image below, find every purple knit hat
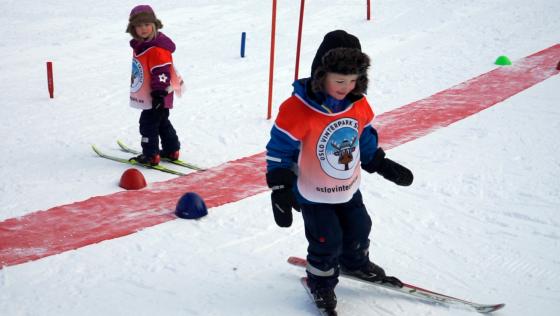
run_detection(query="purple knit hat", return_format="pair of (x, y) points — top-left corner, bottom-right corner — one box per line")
(130, 5), (153, 17)
(125, 5), (163, 35)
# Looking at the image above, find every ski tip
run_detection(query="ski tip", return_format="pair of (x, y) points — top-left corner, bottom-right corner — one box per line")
(477, 303), (505, 313)
(116, 139), (130, 151)
(288, 256), (307, 265)
(494, 303), (506, 311)
(91, 144), (101, 154)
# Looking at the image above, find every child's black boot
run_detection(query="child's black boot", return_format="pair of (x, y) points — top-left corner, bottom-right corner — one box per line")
(341, 261), (403, 287)
(311, 287), (337, 312)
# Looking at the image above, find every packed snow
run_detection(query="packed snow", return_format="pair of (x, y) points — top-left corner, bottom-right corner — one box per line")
(1, 0), (559, 315)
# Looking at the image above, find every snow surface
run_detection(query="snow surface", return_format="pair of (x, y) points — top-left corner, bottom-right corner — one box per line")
(1, 0), (559, 315)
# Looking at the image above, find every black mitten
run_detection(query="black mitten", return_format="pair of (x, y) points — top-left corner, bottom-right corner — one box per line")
(266, 168), (300, 228)
(151, 90), (167, 109)
(362, 148), (413, 186)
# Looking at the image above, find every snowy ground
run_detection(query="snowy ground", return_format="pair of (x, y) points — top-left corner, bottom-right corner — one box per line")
(1, 0), (559, 315)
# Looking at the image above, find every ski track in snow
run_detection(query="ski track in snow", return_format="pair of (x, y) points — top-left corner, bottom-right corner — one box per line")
(3, 43), (558, 268)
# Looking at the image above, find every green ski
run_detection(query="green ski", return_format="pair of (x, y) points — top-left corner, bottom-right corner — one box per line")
(92, 144), (187, 176)
(116, 140), (205, 171)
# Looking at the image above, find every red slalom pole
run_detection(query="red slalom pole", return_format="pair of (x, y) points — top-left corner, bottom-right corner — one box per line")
(294, 0), (305, 81)
(267, 0), (277, 120)
(367, 0), (371, 21)
(46, 61), (54, 98)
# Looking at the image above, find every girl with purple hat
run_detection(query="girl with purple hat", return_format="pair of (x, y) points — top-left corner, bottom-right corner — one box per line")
(126, 5), (184, 166)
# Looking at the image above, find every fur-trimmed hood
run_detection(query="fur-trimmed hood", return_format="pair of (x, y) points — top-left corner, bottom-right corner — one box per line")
(310, 30), (370, 96)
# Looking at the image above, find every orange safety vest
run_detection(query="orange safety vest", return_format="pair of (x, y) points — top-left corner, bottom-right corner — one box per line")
(275, 94), (375, 203)
(130, 46), (184, 109)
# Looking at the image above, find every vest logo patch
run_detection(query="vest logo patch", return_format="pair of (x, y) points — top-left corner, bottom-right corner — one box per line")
(130, 58), (144, 93)
(316, 118), (359, 179)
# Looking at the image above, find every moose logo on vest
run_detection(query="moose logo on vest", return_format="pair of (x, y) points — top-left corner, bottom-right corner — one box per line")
(130, 58), (144, 93)
(316, 117), (360, 179)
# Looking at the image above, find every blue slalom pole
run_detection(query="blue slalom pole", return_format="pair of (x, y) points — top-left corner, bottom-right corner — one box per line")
(240, 32), (246, 58)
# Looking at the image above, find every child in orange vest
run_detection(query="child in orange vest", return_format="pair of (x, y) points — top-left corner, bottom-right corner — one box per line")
(126, 5), (184, 165)
(265, 30), (413, 313)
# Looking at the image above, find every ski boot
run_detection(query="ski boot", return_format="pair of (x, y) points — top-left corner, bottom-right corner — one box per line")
(130, 153), (160, 166)
(311, 287), (337, 314)
(161, 150), (180, 161)
(341, 261), (403, 287)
